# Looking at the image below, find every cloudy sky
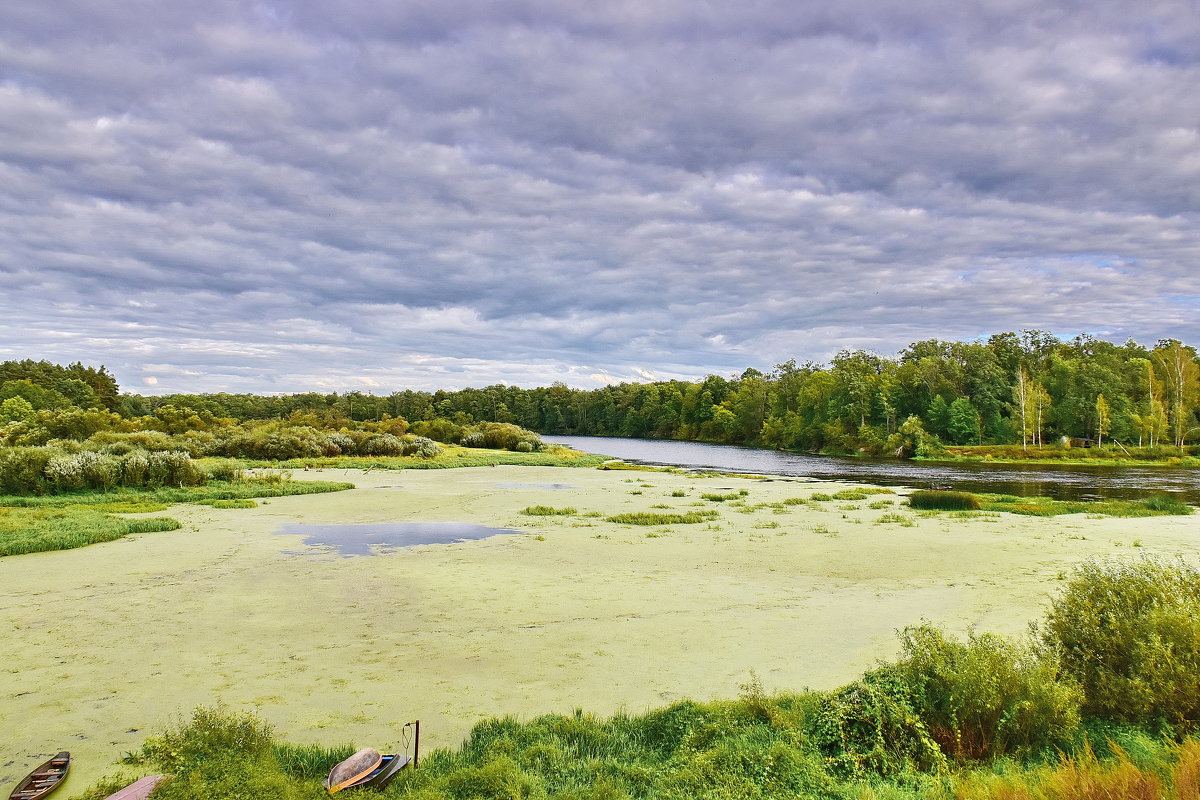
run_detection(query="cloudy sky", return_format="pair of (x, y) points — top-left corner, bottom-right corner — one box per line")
(2, 0), (1198, 395)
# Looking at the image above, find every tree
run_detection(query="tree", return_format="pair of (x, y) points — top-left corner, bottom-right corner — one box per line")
(1094, 394), (1111, 446)
(947, 397), (980, 445)
(1152, 340), (1200, 449)
(1012, 369), (1033, 451)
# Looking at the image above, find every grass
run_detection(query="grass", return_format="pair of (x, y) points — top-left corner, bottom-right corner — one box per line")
(0, 477), (354, 557)
(700, 490), (749, 502)
(520, 505), (578, 516)
(0, 478), (353, 508)
(910, 490), (982, 511)
(938, 444), (1200, 467)
(101, 701), (1200, 800)
(0, 506), (182, 556)
(979, 493), (1194, 518)
(605, 510), (720, 526)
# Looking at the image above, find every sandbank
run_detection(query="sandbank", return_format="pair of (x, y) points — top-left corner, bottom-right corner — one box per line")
(2, 465), (1196, 793)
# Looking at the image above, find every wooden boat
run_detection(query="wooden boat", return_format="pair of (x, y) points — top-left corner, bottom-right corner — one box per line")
(324, 748), (382, 794)
(324, 721), (418, 794)
(102, 775), (167, 800)
(9, 752), (69, 800)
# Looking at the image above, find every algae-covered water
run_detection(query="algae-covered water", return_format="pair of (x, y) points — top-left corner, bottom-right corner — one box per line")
(3, 465), (1196, 795)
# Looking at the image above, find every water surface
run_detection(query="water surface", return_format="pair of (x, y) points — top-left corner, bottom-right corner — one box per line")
(545, 435), (1200, 503)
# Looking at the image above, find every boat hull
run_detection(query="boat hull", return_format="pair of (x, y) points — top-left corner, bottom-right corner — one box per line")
(9, 752), (70, 800)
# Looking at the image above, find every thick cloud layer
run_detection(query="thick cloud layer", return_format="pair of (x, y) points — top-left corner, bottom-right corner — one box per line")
(2, 0), (1198, 393)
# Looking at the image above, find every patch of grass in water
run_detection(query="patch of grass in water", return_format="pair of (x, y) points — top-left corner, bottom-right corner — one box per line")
(520, 505), (578, 516)
(700, 490), (749, 502)
(606, 510), (720, 526)
(977, 492), (1193, 518)
(0, 506), (181, 557)
(202, 499), (258, 509)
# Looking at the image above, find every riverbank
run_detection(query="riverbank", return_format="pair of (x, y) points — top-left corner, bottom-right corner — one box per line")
(3, 465), (1197, 794)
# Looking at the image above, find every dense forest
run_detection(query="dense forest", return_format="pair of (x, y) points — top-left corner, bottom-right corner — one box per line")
(3, 331), (1199, 459)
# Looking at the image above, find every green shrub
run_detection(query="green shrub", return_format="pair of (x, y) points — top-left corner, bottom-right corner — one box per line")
(1040, 557), (1200, 728)
(807, 672), (946, 778)
(909, 490), (981, 511)
(891, 625), (1081, 761)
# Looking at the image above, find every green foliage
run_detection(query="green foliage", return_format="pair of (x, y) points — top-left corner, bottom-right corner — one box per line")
(1040, 557), (1200, 728)
(909, 490), (982, 511)
(891, 625), (1081, 761)
(808, 671), (947, 779)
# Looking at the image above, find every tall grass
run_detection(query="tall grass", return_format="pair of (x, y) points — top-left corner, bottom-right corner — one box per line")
(605, 510), (720, 525)
(0, 506), (181, 556)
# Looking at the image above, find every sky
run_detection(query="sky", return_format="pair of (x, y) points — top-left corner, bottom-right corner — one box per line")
(2, 0), (1199, 395)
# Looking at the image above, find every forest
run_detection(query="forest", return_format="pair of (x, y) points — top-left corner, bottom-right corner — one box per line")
(2, 331), (1199, 463)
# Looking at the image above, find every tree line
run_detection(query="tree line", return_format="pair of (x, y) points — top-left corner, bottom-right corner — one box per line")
(4, 331), (1199, 457)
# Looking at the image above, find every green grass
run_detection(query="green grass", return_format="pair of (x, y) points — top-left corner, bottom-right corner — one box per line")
(0, 478), (353, 557)
(0, 478), (353, 508)
(0, 506), (182, 556)
(520, 505), (578, 516)
(605, 510), (720, 525)
(978, 493), (1194, 517)
(910, 490), (982, 511)
(202, 498), (258, 509)
(700, 490), (749, 502)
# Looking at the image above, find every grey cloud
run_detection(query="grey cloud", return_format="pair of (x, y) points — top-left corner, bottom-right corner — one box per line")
(0, 0), (1198, 393)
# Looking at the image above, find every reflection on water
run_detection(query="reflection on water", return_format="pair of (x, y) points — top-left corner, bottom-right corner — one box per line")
(545, 435), (1200, 504)
(277, 522), (520, 556)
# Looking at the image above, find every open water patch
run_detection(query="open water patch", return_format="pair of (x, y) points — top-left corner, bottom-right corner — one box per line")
(276, 522), (520, 556)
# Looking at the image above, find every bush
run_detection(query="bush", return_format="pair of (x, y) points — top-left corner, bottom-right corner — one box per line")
(891, 625), (1081, 761)
(402, 436), (441, 458)
(359, 433), (405, 456)
(807, 672), (946, 778)
(1040, 557), (1200, 728)
(909, 490), (981, 511)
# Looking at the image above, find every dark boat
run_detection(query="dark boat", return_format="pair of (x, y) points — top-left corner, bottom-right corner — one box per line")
(9, 752), (70, 800)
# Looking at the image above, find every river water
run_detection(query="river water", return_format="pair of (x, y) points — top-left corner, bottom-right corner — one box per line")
(544, 435), (1200, 504)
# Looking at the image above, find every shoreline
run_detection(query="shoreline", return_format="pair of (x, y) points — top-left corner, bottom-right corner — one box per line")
(3, 464), (1196, 794)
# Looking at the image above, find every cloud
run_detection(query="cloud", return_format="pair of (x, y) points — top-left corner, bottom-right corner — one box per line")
(0, 0), (1198, 394)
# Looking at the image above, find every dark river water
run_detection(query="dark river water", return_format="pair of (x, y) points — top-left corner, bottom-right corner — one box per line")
(544, 435), (1200, 504)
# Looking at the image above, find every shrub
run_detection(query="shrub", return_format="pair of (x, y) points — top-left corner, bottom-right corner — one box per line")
(401, 436), (441, 458)
(891, 625), (1081, 761)
(1040, 557), (1200, 728)
(359, 433), (404, 456)
(909, 490), (981, 511)
(807, 672), (946, 778)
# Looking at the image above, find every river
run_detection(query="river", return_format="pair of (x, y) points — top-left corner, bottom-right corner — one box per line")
(543, 435), (1200, 504)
